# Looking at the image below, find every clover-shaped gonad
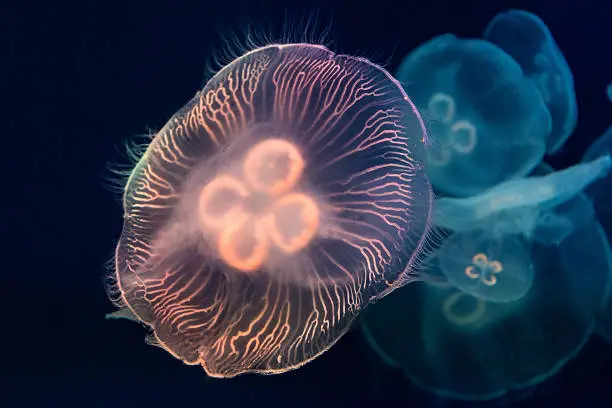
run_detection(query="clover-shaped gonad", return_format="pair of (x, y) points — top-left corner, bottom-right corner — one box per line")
(464, 253), (503, 286)
(197, 139), (319, 272)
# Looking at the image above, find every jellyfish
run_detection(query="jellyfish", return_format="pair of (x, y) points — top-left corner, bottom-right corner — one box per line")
(437, 229), (534, 303)
(607, 82), (612, 103)
(361, 186), (611, 400)
(106, 43), (433, 378)
(582, 126), (612, 342)
(483, 10), (578, 154)
(396, 33), (552, 197)
(434, 155), (611, 243)
(583, 125), (612, 232)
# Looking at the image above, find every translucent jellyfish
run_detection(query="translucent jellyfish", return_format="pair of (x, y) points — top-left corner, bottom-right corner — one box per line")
(595, 244), (612, 343)
(583, 126), (612, 341)
(434, 155), (612, 243)
(583, 125), (612, 232)
(484, 10), (578, 154)
(607, 82), (612, 103)
(106, 43), (433, 378)
(396, 34), (551, 197)
(437, 229), (534, 303)
(361, 189), (611, 400)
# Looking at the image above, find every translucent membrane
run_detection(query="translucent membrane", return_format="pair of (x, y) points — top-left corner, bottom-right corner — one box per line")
(396, 33), (551, 196)
(484, 9), (578, 154)
(109, 43), (433, 377)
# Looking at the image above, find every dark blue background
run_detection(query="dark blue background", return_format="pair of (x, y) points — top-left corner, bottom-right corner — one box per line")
(3, 0), (612, 406)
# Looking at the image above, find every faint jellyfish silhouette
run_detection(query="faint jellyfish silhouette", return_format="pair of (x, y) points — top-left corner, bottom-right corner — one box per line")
(396, 34), (551, 197)
(484, 9), (578, 154)
(583, 126), (612, 233)
(434, 155), (612, 243)
(361, 163), (611, 400)
(582, 126), (612, 342)
(106, 43), (433, 378)
(607, 82), (612, 103)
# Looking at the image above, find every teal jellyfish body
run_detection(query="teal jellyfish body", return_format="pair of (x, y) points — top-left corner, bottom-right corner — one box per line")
(434, 155), (611, 243)
(438, 229), (534, 303)
(583, 126), (612, 342)
(396, 34), (551, 197)
(607, 83), (612, 102)
(583, 125), (612, 232)
(108, 43), (433, 378)
(484, 10), (578, 154)
(361, 163), (611, 400)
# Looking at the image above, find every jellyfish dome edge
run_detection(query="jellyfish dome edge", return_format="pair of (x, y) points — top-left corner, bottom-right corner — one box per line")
(108, 43), (433, 378)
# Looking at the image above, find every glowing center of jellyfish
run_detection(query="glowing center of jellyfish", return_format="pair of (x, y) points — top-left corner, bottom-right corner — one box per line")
(426, 92), (478, 166)
(464, 253), (503, 286)
(197, 138), (319, 273)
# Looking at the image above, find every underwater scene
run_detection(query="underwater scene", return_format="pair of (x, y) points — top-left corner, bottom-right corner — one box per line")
(5, 0), (612, 406)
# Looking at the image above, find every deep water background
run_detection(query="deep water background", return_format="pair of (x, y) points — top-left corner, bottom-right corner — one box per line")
(2, 0), (611, 406)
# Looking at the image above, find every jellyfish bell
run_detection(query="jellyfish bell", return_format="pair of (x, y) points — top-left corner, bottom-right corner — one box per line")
(108, 43), (433, 378)
(438, 229), (534, 303)
(583, 126), (612, 236)
(395, 33), (551, 197)
(360, 252), (532, 401)
(582, 126), (612, 342)
(429, 156), (609, 305)
(361, 185), (611, 401)
(483, 9), (578, 154)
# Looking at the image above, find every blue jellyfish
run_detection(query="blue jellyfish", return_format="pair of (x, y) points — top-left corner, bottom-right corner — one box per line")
(106, 43), (433, 378)
(361, 181), (611, 400)
(583, 126), (612, 238)
(438, 228), (534, 303)
(607, 82), (612, 102)
(434, 155), (611, 245)
(484, 10), (578, 154)
(583, 126), (612, 342)
(396, 33), (552, 197)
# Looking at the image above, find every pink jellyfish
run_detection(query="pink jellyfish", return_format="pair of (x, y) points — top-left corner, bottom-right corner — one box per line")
(108, 43), (432, 378)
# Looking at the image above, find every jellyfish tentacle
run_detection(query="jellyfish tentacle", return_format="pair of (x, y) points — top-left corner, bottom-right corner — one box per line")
(433, 155), (611, 242)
